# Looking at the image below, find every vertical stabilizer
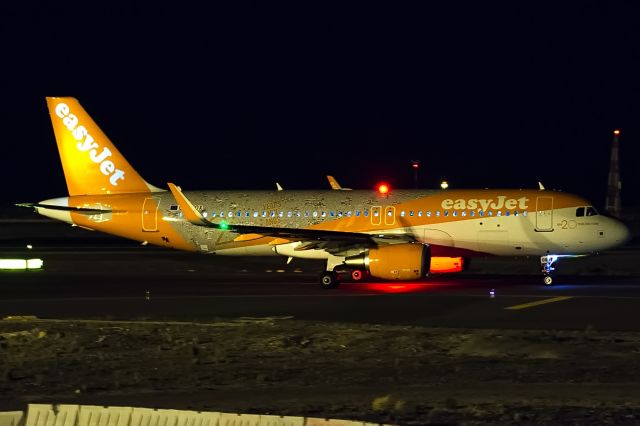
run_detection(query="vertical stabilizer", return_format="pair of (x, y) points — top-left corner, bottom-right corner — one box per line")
(45, 97), (161, 196)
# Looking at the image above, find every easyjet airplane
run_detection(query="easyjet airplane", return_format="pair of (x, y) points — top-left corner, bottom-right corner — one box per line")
(19, 97), (631, 288)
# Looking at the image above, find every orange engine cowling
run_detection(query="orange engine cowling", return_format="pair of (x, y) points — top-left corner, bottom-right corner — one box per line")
(344, 243), (430, 281)
(429, 257), (465, 274)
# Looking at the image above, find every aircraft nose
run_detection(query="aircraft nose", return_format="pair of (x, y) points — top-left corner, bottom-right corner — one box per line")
(611, 218), (631, 247)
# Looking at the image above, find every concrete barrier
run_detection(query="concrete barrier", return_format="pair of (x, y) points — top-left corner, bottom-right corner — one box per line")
(305, 419), (368, 426)
(21, 404), (392, 426)
(0, 412), (24, 426)
(78, 405), (132, 426)
(255, 415), (304, 426)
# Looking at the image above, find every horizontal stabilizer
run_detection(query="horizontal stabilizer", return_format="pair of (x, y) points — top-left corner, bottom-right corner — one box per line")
(15, 203), (114, 214)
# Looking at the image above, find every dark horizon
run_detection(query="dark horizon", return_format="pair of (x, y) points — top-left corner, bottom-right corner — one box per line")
(2, 2), (639, 209)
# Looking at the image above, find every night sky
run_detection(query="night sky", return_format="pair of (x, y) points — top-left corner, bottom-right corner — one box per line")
(2, 2), (639, 209)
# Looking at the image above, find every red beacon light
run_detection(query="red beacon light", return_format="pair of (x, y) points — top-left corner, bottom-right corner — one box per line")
(376, 182), (390, 195)
(613, 129), (621, 136)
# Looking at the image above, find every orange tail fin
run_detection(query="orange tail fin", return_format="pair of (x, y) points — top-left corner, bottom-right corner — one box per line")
(46, 97), (162, 196)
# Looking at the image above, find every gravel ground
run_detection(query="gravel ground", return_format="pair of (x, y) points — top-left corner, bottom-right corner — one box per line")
(2, 318), (640, 425)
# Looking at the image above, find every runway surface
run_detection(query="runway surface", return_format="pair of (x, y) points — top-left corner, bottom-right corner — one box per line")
(2, 219), (640, 331)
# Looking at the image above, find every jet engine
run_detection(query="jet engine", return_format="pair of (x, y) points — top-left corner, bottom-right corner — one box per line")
(344, 243), (430, 280)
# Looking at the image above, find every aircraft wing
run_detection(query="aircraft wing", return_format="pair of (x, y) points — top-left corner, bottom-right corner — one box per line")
(167, 183), (415, 254)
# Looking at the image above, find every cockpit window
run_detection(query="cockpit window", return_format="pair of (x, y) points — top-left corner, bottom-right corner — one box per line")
(576, 206), (598, 217)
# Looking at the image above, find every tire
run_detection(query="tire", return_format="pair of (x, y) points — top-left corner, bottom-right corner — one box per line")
(320, 271), (340, 289)
(543, 275), (553, 286)
(351, 269), (363, 282)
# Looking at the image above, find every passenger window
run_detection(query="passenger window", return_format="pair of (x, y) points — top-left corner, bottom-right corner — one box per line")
(373, 210), (379, 217)
(364, 210), (369, 217)
(479, 210), (484, 217)
(400, 211), (406, 217)
(212, 212), (217, 218)
(444, 211), (449, 217)
(253, 211), (258, 218)
(330, 211), (335, 217)
(435, 211), (440, 217)
(418, 211), (423, 217)
(287, 211), (292, 218)
(576, 207), (585, 217)
(321, 211), (326, 217)
(426, 211), (431, 217)
(452, 211), (457, 217)
(461, 211), (467, 217)
(470, 211), (475, 217)
(313, 211), (318, 217)
(409, 210), (414, 217)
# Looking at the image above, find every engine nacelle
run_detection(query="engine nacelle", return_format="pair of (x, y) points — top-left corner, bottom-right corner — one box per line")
(344, 243), (430, 281)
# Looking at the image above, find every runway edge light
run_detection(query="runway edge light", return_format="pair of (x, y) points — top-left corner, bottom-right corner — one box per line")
(0, 259), (44, 270)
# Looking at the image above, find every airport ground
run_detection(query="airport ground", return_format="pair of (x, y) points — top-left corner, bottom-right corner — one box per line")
(2, 219), (640, 424)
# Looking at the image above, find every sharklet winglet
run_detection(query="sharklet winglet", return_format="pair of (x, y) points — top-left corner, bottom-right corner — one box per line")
(167, 183), (210, 226)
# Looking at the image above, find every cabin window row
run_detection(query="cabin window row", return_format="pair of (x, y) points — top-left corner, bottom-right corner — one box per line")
(192, 209), (529, 219)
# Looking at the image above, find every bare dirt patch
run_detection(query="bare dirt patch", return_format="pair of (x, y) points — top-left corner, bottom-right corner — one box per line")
(2, 318), (640, 424)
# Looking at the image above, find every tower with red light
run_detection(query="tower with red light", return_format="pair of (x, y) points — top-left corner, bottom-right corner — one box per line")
(605, 129), (622, 218)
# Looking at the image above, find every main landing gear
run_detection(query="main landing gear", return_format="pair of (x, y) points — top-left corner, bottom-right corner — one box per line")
(320, 271), (339, 289)
(319, 268), (368, 289)
(540, 255), (558, 286)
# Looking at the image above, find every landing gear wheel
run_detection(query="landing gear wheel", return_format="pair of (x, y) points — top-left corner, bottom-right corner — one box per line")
(543, 275), (553, 286)
(319, 271), (340, 289)
(351, 269), (364, 282)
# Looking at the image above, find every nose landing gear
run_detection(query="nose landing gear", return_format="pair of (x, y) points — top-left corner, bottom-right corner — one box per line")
(540, 255), (558, 285)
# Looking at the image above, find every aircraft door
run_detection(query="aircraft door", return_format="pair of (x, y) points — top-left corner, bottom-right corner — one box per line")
(142, 197), (160, 232)
(535, 196), (553, 231)
(371, 206), (382, 225)
(384, 206), (396, 226)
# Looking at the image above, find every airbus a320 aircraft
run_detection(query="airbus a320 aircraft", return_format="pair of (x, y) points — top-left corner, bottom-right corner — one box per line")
(19, 97), (631, 288)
